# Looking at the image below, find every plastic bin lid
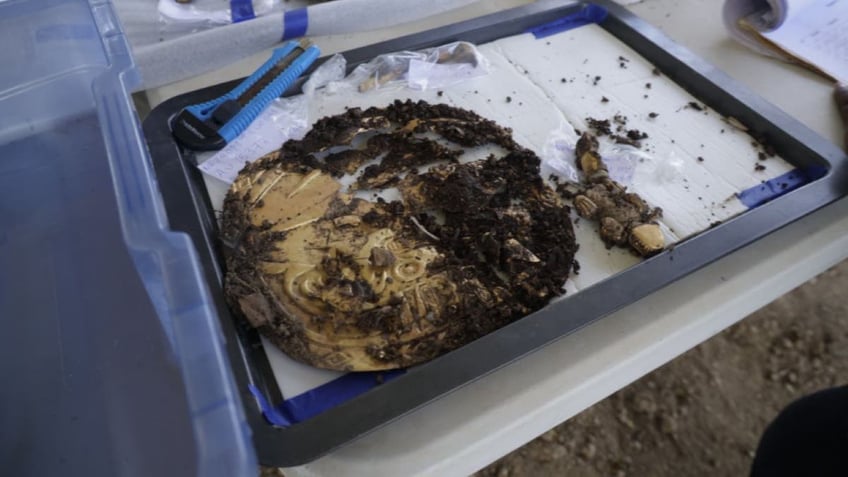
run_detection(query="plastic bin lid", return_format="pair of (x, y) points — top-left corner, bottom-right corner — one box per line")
(0, 1), (255, 475)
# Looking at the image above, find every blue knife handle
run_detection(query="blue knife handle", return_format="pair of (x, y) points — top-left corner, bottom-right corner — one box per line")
(180, 41), (319, 145)
(219, 44), (320, 142)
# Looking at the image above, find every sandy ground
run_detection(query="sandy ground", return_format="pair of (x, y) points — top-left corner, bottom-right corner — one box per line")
(477, 259), (848, 477)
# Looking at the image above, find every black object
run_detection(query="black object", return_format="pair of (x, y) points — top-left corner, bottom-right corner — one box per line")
(171, 108), (228, 150)
(751, 386), (848, 477)
(142, 0), (848, 466)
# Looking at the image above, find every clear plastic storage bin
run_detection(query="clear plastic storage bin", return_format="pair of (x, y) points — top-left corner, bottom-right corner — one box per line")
(0, 1), (255, 475)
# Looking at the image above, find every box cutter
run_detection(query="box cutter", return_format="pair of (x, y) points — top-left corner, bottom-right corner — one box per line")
(171, 41), (320, 151)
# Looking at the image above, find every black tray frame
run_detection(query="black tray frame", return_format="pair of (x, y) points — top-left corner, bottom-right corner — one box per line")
(142, 0), (848, 466)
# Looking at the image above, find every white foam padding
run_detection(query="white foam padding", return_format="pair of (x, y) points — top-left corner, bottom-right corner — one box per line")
(198, 24), (796, 397)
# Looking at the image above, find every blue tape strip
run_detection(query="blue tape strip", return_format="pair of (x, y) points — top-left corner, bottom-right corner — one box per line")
(250, 370), (405, 426)
(527, 4), (608, 39)
(282, 8), (309, 40)
(249, 384), (292, 426)
(230, 0), (256, 23)
(737, 166), (828, 208)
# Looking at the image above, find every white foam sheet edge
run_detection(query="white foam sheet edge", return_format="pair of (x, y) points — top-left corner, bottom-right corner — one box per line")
(196, 25), (798, 399)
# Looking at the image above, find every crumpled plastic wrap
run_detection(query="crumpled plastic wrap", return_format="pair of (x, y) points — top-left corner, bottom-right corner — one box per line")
(599, 144), (652, 186)
(540, 121), (580, 183)
(541, 121), (686, 188)
(336, 41), (489, 92)
(639, 148), (685, 185)
(302, 53), (348, 96)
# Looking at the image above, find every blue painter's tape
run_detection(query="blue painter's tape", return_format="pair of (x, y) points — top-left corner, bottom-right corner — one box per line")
(282, 8), (309, 40)
(737, 166), (828, 208)
(527, 4), (608, 39)
(249, 370), (405, 427)
(248, 384), (292, 426)
(230, 0), (256, 23)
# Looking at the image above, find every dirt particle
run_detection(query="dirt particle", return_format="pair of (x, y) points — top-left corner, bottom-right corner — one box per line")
(586, 117), (613, 136)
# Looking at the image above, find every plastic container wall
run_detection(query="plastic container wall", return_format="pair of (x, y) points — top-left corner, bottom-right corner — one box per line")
(0, 0), (256, 475)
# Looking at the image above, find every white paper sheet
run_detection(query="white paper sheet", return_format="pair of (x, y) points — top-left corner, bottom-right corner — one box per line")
(723, 0), (847, 82)
(762, 0), (848, 83)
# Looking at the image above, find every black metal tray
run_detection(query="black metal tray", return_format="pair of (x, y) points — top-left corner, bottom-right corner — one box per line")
(142, 0), (848, 466)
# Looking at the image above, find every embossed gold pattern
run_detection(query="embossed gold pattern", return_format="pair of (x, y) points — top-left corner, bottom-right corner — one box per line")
(222, 100), (577, 371)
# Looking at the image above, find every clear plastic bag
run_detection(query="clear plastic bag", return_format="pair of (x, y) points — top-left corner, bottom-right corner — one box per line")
(630, 148), (685, 187)
(597, 143), (652, 186)
(542, 120), (686, 189)
(541, 121), (580, 183)
(337, 41), (489, 92)
(302, 54), (347, 96)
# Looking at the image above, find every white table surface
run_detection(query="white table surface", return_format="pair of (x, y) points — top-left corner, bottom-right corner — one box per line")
(140, 1), (847, 475)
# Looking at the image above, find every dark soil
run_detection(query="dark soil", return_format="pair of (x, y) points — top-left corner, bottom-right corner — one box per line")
(585, 115), (647, 149)
(478, 259), (848, 477)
